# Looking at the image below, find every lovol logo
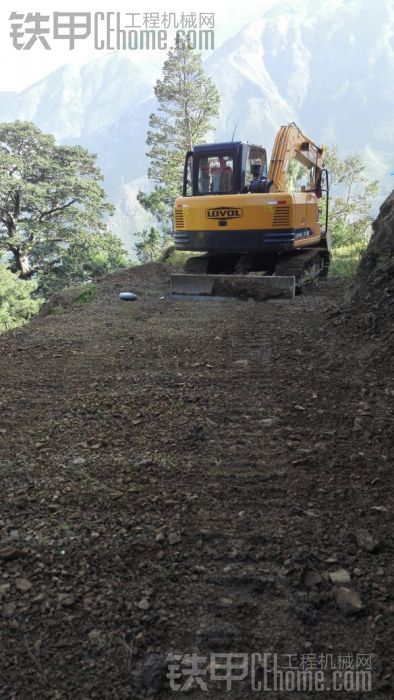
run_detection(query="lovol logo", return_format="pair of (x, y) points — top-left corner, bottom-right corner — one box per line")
(206, 208), (243, 219)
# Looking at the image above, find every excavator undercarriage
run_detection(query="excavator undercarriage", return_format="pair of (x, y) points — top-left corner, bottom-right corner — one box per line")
(171, 248), (330, 301)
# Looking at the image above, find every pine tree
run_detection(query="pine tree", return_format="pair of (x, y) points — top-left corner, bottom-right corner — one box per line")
(138, 40), (220, 251)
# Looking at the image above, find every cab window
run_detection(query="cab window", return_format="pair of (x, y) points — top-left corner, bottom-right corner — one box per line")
(198, 155), (234, 194)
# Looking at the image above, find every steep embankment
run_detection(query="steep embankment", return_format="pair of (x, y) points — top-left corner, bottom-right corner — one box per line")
(0, 262), (392, 698)
(346, 190), (394, 355)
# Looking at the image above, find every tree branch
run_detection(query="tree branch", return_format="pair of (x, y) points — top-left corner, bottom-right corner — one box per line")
(39, 199), (76, 220)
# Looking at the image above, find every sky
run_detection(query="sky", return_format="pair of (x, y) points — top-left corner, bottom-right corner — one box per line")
(0, 0), (281, 91)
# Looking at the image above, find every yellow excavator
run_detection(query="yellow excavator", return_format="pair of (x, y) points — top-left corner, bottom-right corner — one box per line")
(170, 122), (330, 300)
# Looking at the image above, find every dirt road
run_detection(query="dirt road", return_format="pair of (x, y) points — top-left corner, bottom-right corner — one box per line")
(0, 264), (392, 698)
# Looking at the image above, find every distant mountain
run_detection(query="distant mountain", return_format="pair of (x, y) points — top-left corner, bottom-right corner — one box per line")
(0, 0), (392, 253)
(0, 53), (152, 140)
(207, 0), (394, 175)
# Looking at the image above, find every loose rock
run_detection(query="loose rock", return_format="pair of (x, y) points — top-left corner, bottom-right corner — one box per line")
(328, 569), (351, 584)
(334, 587), (363, 615)
(15, 578), (32, 593)
(168, 532), (182, 546)
(355, 530), (379, 552)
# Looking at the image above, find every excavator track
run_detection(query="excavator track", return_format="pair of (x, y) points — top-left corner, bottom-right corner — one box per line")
(183, 255), (211, 275)
(170, 249), (330, 301)
(274, 249), (329, 291)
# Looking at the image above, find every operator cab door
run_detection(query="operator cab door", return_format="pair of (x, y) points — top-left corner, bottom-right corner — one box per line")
(183, 151), (193, 197)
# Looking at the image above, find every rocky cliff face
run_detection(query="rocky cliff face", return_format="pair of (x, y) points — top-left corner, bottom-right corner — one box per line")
(346, 191), (394, 355)
(359, 191), (394, 281)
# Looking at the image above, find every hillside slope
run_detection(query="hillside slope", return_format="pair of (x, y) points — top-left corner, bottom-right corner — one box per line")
(0, 265), (392, 697)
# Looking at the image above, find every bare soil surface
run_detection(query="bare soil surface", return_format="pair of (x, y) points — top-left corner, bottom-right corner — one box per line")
(0, 263), (392, 699)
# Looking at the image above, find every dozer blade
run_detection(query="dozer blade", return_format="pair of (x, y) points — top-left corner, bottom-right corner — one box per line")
(170, 274), (295, 301)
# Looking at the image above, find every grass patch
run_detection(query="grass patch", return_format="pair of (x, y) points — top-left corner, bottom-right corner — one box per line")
(73, 284), (97, 304)
(51, 306), (66, 316)
(330, 243), (366, 278)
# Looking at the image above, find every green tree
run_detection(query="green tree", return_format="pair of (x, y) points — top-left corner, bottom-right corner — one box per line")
(0, 264), (40, 331)
(135, 227), (163, 264)
(38, 230), (129, 297)
(0, 120), (114, 281)
(323, 146), (379, 248)
(318, 146), (380, 275)
(138, 40), (220, 248)
(285, 160), (308, 192)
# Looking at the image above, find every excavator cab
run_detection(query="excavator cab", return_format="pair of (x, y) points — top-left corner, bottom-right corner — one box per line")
(183, 142), (268, 196)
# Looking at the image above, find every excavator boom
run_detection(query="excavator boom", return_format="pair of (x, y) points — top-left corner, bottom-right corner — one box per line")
(268, 122), (324, 193)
